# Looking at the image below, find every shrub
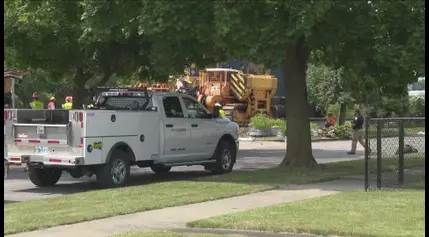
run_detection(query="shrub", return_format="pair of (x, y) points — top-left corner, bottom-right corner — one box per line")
(249, 113), (272, 130)
(330, 121), (353, 139)
(310, 122), (319, 131)
(269, 118), (287, 136)
(269, 118), (284, 127)
(409, 96), (425, 117)
(277, 120), (287, 137)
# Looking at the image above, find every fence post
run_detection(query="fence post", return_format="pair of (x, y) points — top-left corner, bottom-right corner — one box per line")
(364, 115), (370, 191)
(398, 120), (405, 187)
(376, 120), (382, 189)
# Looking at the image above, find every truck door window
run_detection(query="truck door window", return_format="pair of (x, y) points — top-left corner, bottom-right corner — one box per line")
(163, 97), (184, 118)
(182, 97), (208, 119)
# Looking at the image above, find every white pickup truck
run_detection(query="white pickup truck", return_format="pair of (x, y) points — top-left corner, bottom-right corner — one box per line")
(4, 88), (239, 188)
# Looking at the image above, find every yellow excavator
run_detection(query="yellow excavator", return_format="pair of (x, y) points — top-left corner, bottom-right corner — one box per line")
(196, 68), (280, 125)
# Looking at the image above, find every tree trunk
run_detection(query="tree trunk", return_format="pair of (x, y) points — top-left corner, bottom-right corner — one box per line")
(338, 103), (347, 125)
(97, 71), (113, 87)
(279, 36), (317, 168)
(71, 68), (91, 109)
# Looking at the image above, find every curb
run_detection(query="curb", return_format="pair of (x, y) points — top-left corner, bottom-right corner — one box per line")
(168, 227), (323, 237)
(243, 134), (420, 143)
(241, 138), (348, 143)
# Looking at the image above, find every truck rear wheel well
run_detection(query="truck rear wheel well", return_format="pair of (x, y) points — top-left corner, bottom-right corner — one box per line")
(106, 142), (136, 164)
(218, 134), (237, 155)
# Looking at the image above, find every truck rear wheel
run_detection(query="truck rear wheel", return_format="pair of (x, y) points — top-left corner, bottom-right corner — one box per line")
(29, 167), (62, 187)
(211, 140), (236, 174)
(96, 151), (130, 188)
(150, 164), (171, 174)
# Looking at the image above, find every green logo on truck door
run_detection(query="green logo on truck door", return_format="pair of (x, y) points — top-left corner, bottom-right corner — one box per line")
(93, 142), (102, 150)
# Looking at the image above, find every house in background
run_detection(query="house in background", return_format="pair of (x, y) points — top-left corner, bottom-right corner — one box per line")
(408, 77), (425, 97)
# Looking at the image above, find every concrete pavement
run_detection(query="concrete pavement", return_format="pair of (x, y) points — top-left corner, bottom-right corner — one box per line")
(5, 179), (364, 237)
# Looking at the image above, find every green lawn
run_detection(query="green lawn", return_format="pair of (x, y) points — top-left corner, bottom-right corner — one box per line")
(113, 230), (244, 237)
(4, 157), (424, 235)
(188, 190), (425, 237)
(367, 126), (425, 138)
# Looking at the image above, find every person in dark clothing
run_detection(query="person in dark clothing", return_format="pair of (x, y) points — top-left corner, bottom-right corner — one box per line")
(347, 109), (371, 154)
(4, 94), (11, 108)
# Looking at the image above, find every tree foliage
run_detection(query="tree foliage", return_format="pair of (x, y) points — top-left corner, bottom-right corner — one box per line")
(4, 0), (424, 167)
(4, 1), (155, 108)
(79, 1), (226, 76)
(208, 0), (424, 167)
(13, 70), (72, 108)
(306, 64), (353, 110)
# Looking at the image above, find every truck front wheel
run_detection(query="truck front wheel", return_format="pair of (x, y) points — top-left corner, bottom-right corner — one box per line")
(211, 140), (236, 174)
(96, 151), (130, 188)
(29, 167), (62, 187)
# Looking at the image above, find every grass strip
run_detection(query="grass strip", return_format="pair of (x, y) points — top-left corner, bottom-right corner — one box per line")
(188, 190), (424, 237)
(4, 156), (424, 235)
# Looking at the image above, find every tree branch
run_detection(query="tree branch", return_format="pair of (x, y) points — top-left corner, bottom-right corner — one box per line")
(97, 70), (113, 86)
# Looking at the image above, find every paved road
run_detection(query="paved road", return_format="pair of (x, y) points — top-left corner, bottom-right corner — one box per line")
(7, 135), (425, 203)
(4, 140), (365, 203)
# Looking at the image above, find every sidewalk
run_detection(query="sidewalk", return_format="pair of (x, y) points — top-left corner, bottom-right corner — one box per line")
(6, 179), (364, 237)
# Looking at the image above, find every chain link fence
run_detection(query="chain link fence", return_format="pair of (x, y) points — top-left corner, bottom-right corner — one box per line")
(364, 117), (425, 190)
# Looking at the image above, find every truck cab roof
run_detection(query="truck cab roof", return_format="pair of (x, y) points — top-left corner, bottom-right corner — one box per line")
(93, 88), (196, 111)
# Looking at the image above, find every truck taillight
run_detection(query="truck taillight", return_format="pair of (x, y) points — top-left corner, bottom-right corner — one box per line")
(3, 111), (7, 120)
(78, 112), (84, 128)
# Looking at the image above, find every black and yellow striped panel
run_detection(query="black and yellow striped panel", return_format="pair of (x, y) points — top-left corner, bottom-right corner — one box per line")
(230, 73), (247, 99)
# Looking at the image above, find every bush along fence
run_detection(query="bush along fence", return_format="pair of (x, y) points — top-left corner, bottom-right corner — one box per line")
(247, 114), (355, 140)
(363, 116), (425, 191)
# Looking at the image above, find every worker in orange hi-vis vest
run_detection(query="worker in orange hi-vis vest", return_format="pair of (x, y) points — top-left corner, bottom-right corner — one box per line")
(47, 97), (56, 110)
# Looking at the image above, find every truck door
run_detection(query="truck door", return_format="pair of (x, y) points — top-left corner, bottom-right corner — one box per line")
(181, 96), (219, 160)
(161, 96), (192, 162)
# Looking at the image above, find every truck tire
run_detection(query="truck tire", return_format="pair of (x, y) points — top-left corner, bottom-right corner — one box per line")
(96, 150), (130, 188)
(211, 140), (236, 174)
(150, 165), (172, 174)
(29, 167), (62, 187)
